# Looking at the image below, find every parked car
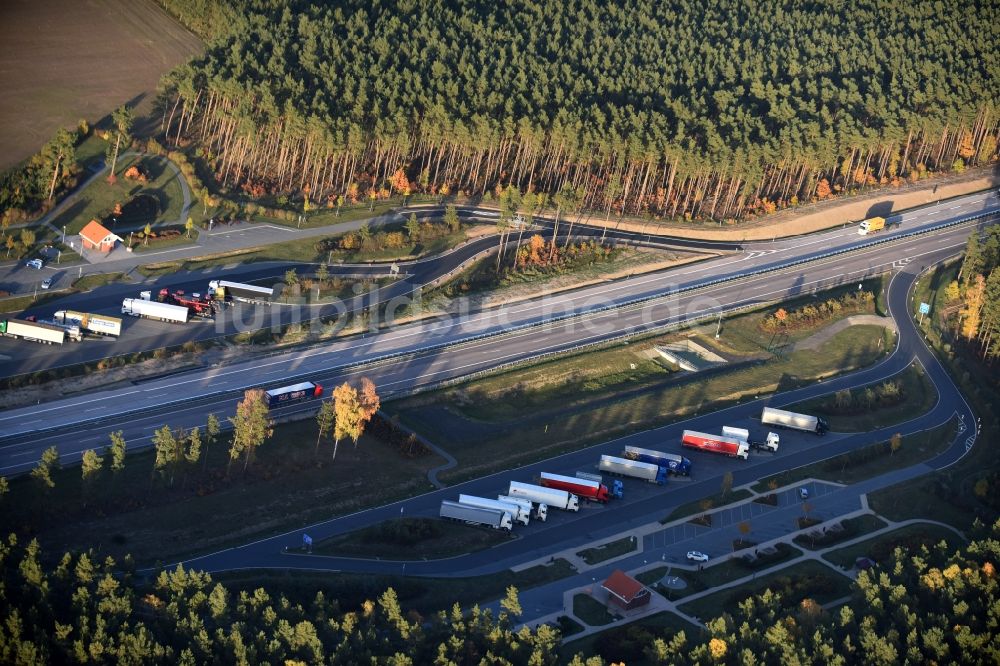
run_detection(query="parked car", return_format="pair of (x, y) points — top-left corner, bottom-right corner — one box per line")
(25, 258), (43, 270)
(41, 277), (53, 289)
(686, 550), (710, 563)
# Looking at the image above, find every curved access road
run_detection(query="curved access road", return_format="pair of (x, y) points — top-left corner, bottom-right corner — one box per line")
(175, 244), (977, 581)
(0, 209), (734, 378)
(0, 193), (994, 477)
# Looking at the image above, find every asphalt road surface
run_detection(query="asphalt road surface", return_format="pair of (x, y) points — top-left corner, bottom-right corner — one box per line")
(0, 208), (736, 377)
(2, 191), (995, 379)
(0, 194), (989, 628)
(0, 190), (995, 473)
(176, 249), (976, 585)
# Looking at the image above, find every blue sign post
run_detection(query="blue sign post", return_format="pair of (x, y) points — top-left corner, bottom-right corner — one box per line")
(918, 302), (930, 324)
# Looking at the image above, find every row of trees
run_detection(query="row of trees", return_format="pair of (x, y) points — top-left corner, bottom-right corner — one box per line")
(953, 227), (1000, 358)
(156, 0), (999, 225)
(2, 511), (996, 663)
(762, 289), (876, 331)
(20, 377), (381, 496)
(0, 125), (79, 226)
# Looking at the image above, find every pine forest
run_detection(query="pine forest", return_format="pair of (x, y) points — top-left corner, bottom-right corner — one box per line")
(157, 0), (999, 222)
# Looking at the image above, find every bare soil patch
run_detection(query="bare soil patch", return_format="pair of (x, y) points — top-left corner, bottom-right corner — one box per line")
(0, 0), (203, 169)
(601, 167), (1000, 240)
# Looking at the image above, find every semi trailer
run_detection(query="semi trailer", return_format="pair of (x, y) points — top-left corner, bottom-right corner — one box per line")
(34, 318), (82, 342)
(508, 480), (579, 512)
(0, 319), (67, 344)
(265, 381), (323, 408)
(439, 500), (512, 531)
(761, 407), (828, 434)
(539, 471), (617, 502)
(623, 446), (692, 476)
(122, 298), (190, 323)
(722, 426), (780, 452)
(498, 495), (547, 522)
(54, 310), (122, 337)
(598, 455), (668, 484)
(208, 279), (274, 305)
(681, 430), (750, 460)
(458, 494), (530, 526)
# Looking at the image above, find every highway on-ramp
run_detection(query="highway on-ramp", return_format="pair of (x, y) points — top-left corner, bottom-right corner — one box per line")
(0, 192), (992, 476)
(168, 241), (977, 622)
(0, 209), (735, 377)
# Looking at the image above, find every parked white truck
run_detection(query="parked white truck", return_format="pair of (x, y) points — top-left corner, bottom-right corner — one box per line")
(0, 319), (67, 344)
(508, 480), (579, 512)
(761, 407), (828, 435)
(598, 455), (668, 485)
(439, 500), (512, 531)
(722, 426), (780, 452)
(121, 298), (190, 323)
(498, 495), (547, 522)
(459, 494), (530, 526)
(54, 310), (122, 337)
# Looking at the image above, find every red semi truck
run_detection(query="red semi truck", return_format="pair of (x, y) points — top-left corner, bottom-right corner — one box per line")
(158, 288), (217, 317)
(539, 472), (612, 503)
(681, 430), (749, 460)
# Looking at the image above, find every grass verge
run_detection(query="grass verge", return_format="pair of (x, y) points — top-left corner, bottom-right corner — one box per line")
(394, 324), (893, 485)
(752, 417), (958, 492)
(136, 227), (470, 277)
(573, 594), (615, 626)
(0, 289), (75, 314)
(50, 154), (187, 235)
(792, 514), (887, 550)
(822, 523), (965, 569)
(641, 542), (803, 601)
(312, 517), (513, 560)
(787, 362), (937, 432)
(71, 271), (129, 290)
(577, 536), (638, 565)
(677, 560), (852, 621)
(216, 557), (576, 617)
(662, 490), (753, 523)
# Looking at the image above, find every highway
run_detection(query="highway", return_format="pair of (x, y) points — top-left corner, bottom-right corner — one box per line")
(174, 241), (976, 585)
(0, 209), (735, 377)
(0, 191), (995, 477)
(0, 189), (991, 630)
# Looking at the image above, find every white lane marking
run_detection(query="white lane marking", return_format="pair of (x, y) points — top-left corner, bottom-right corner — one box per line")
(0, 218), (984, 431)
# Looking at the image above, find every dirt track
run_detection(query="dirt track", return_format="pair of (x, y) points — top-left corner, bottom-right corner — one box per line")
(599, 167), (1000, 241)
(0, 0), (202, 170)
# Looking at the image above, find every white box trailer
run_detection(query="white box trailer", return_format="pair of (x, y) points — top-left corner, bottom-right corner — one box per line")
(508, 480), (579, 511)
(459, 494), (530, 526)
(208, 279), (274, 305)
(36, 319), (82, 342)
(0, 319), (66, 344)
(122, 298), (190, 323)
(54, 310), (122, 337)
(498, 494), (547, 522)
(761, 407), (828, 435)
(439, 500), (512, 531)
(599, 455), (668, 484)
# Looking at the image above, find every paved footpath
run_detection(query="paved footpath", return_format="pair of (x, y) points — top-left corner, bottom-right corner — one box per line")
(495, 477), (967, 644)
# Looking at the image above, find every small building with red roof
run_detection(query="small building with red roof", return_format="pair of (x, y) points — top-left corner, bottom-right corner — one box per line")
(80, 220), (122, 253)
(601, 569), (651, 611)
